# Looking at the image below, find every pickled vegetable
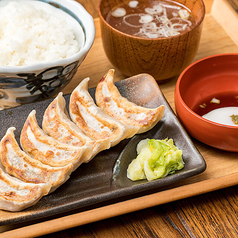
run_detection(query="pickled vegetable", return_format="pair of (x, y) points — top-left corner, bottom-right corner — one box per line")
(127, 138), (184, 181)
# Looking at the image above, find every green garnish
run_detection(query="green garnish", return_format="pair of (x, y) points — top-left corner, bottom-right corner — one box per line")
(231, 114), (238, 125)
(127, 138), (184, 181)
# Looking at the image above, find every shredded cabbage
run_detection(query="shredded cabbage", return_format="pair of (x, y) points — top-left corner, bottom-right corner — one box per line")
(127, 138), (184, 181)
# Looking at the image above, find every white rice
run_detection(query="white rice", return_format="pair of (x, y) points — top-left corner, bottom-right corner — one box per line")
(0, 1), (82, 66)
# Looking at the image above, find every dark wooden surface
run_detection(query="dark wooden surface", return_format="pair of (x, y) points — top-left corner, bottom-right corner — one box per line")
(40, 0), (238, 237)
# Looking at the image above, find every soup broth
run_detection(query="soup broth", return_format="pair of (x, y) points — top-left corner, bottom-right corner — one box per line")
(106, 0), (195, 38)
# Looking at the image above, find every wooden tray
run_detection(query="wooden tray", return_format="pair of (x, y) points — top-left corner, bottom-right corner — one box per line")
(211, 0), (238, 46)
(1, 13), (238, 237)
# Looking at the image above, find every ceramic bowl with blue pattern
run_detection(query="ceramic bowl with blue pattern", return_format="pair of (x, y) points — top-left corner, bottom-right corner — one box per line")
(0, 0), (95, 109)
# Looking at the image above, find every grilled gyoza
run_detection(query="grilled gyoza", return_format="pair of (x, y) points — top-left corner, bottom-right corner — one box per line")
(95, 69), (165, 133)
(69, 77), (137, 147)
(0, 127), (73, 193)
(20, 110), (91, 171)
(0, 167), (50, 211)
(42, 92), (108, 161)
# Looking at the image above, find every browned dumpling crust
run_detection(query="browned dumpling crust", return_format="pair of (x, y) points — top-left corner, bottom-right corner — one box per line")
(42, 92), (110, 161)
(20, 110), (91, 171)
(95, 69), (165, 134)
(69, 77), (137, 147)
(42, 92), (96, 161)
(0, 127), (74, 193)
(0, 167), (50, 212)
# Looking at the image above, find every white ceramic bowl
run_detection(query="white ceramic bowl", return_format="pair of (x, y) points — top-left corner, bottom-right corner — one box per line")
(0, 0), (95, 109)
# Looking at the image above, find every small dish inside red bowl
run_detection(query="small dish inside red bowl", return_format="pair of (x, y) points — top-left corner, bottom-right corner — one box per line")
(175, 53), (238, 152)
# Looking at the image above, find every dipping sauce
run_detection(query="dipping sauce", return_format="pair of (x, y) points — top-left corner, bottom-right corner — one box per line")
(202, 107), (238, 126)
(106, 0), (194, 38)
(193, 92), (238, 126)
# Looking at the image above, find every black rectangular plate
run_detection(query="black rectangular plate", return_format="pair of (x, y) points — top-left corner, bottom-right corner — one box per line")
(0, 74), (206, 225)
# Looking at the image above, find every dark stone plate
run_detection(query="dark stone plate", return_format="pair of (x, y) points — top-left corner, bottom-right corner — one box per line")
(0, 74), (206, 225)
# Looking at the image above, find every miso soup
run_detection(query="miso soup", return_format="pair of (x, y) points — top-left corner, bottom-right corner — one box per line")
(106, 0), (195, 38)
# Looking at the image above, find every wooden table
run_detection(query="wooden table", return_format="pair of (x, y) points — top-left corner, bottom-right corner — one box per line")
(1, 0), (238, 237)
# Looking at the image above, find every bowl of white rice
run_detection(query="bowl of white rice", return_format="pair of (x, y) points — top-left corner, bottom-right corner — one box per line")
(0, 0), (95, 109)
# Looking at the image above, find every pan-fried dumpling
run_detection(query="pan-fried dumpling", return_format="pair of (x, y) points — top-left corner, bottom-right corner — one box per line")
(95, 69), (165, 134)
(69, 77), (137, 147)
(0, 167), (50, 211)
(0, 127), (74, 193)
(20, 110), (91, 170)
(42, 92), (109, 161)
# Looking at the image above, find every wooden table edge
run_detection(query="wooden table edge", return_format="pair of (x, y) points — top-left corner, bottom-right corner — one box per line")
(1, 171), (237, 238)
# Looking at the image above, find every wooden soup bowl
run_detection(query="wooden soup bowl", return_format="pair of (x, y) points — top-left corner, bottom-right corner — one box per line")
(98, 0), (205, 83)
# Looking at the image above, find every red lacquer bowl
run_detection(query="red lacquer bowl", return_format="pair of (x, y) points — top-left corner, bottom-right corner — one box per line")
(175, 53), (238, 152)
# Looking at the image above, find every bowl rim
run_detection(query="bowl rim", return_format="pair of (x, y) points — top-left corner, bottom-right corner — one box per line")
(175, 53), (238, 130)
(0, 0), (95, 73)
(98, 0), (205, 41)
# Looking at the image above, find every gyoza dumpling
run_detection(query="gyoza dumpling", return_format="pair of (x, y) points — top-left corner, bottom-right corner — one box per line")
(20, 110), (91, 171)
(69, 77), (137, 147)
(0, 127), (73, 193)
(42, 92), (108, 161)
(0, 167), (50, 211)
(95, 69), (165, 134)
